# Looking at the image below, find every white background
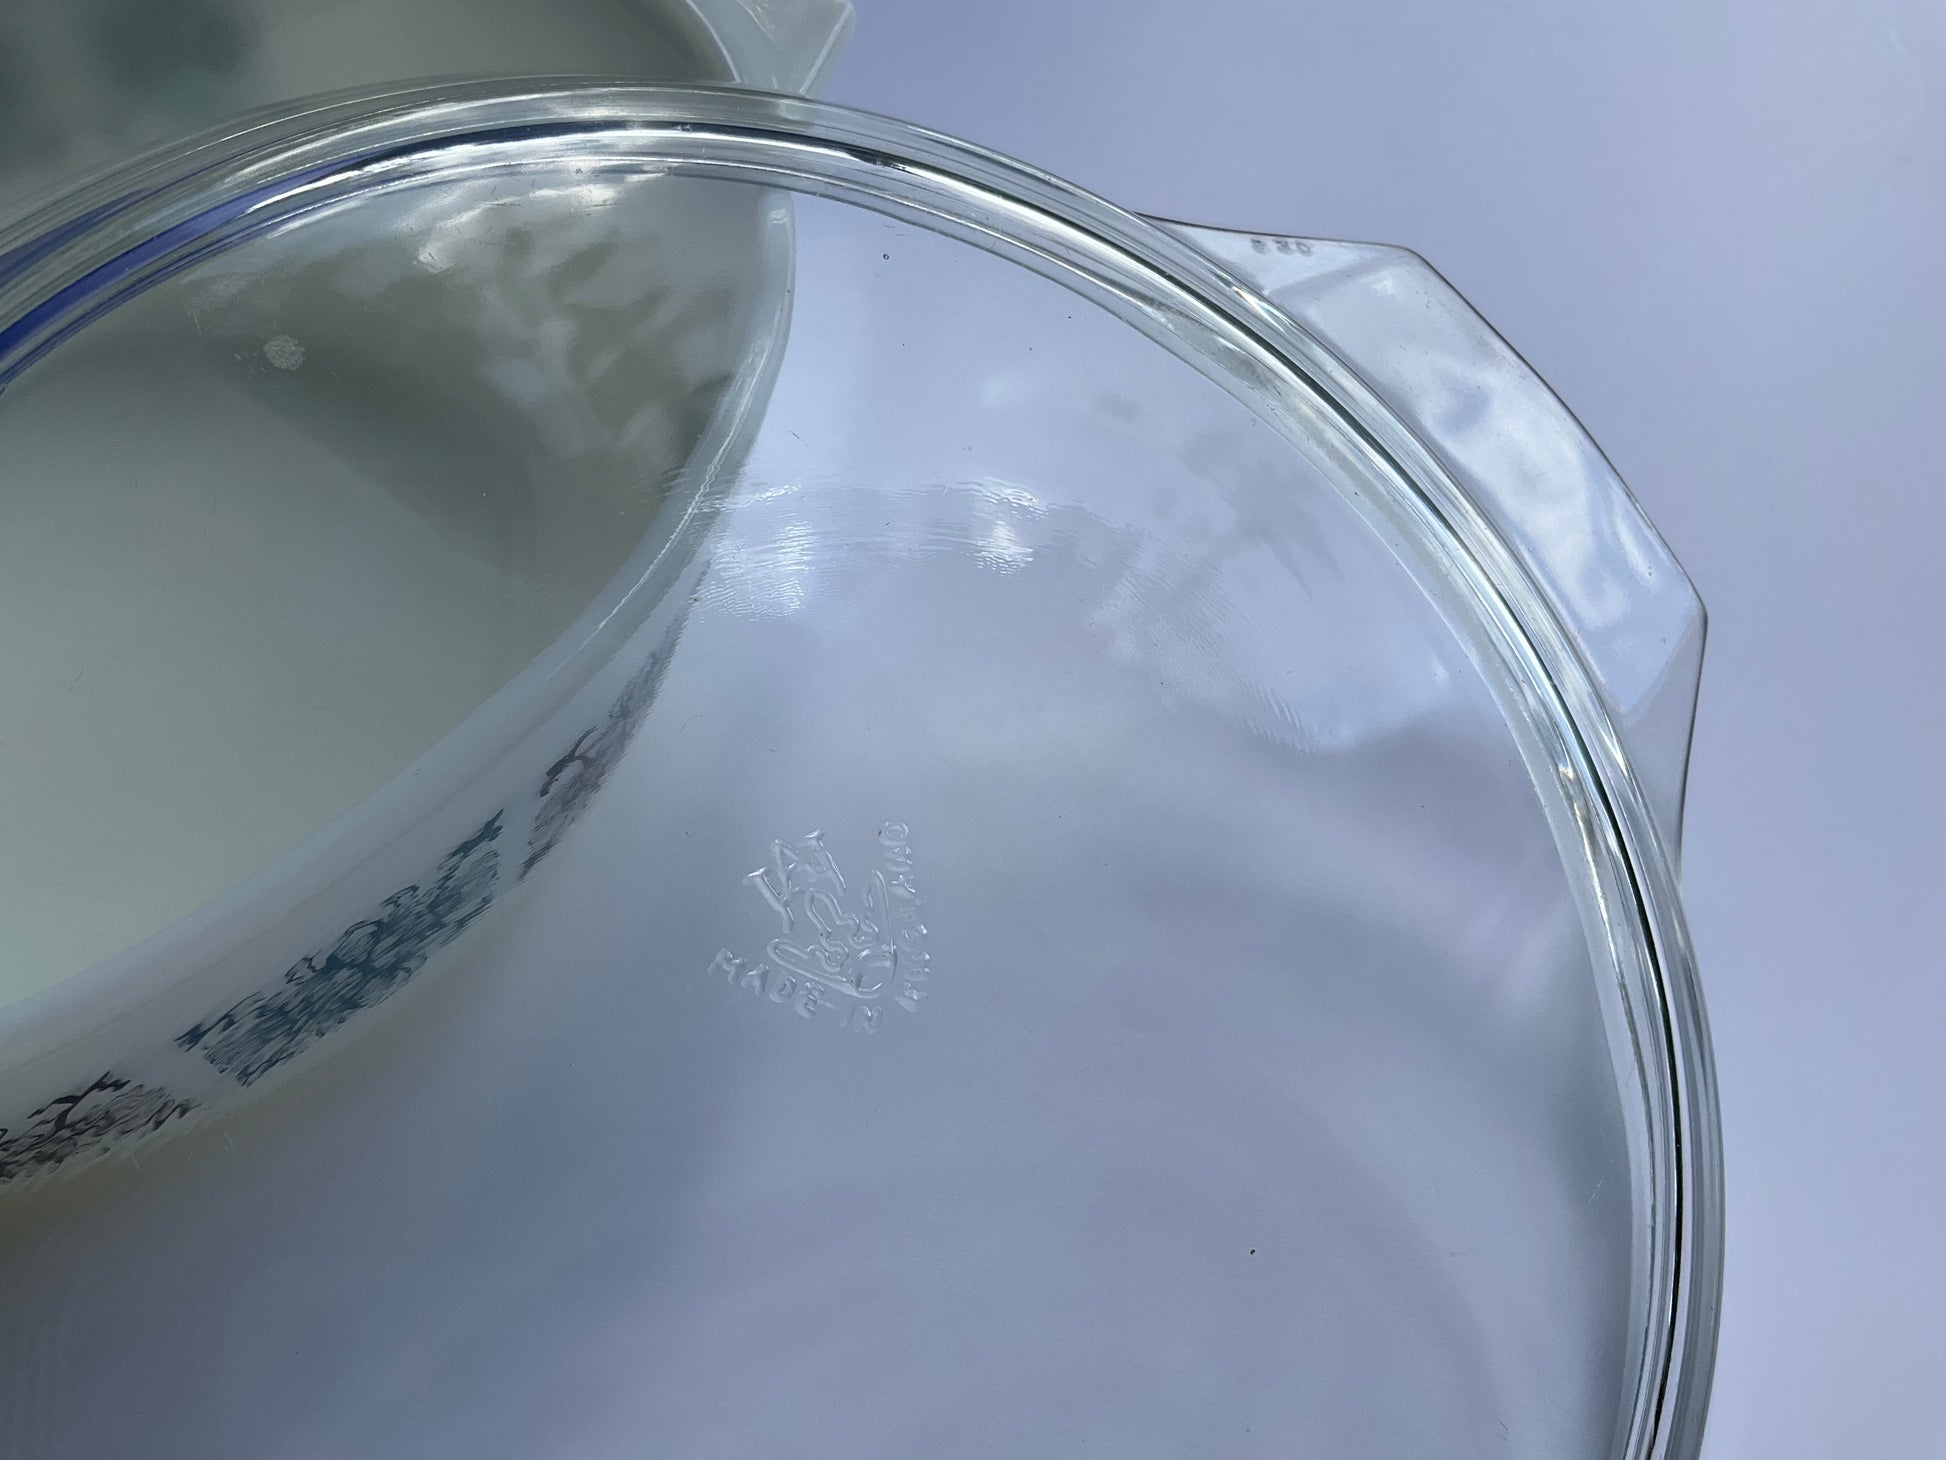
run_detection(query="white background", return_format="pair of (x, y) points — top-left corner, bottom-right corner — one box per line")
(826, 2), (1946, 1456)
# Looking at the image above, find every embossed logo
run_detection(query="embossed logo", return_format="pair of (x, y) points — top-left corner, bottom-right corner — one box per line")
(710, 823), (930, 1032)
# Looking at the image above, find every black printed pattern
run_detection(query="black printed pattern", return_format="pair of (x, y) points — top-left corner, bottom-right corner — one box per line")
(523, 631), (679, 877)
(178, 816), (503, 1085)
(0, 1071), (196, 1183)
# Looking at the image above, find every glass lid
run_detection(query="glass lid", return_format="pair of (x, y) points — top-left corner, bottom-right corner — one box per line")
(0, 84), (1717, 1460)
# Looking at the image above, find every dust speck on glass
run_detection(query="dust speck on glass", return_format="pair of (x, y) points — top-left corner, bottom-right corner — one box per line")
(261, 332), (305, 370)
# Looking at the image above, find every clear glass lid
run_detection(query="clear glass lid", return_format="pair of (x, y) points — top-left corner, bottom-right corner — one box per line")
(0, 85), (1717, 1460)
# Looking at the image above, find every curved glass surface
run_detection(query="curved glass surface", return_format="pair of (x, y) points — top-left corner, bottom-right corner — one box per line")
(0, 86), (1716, 1460)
